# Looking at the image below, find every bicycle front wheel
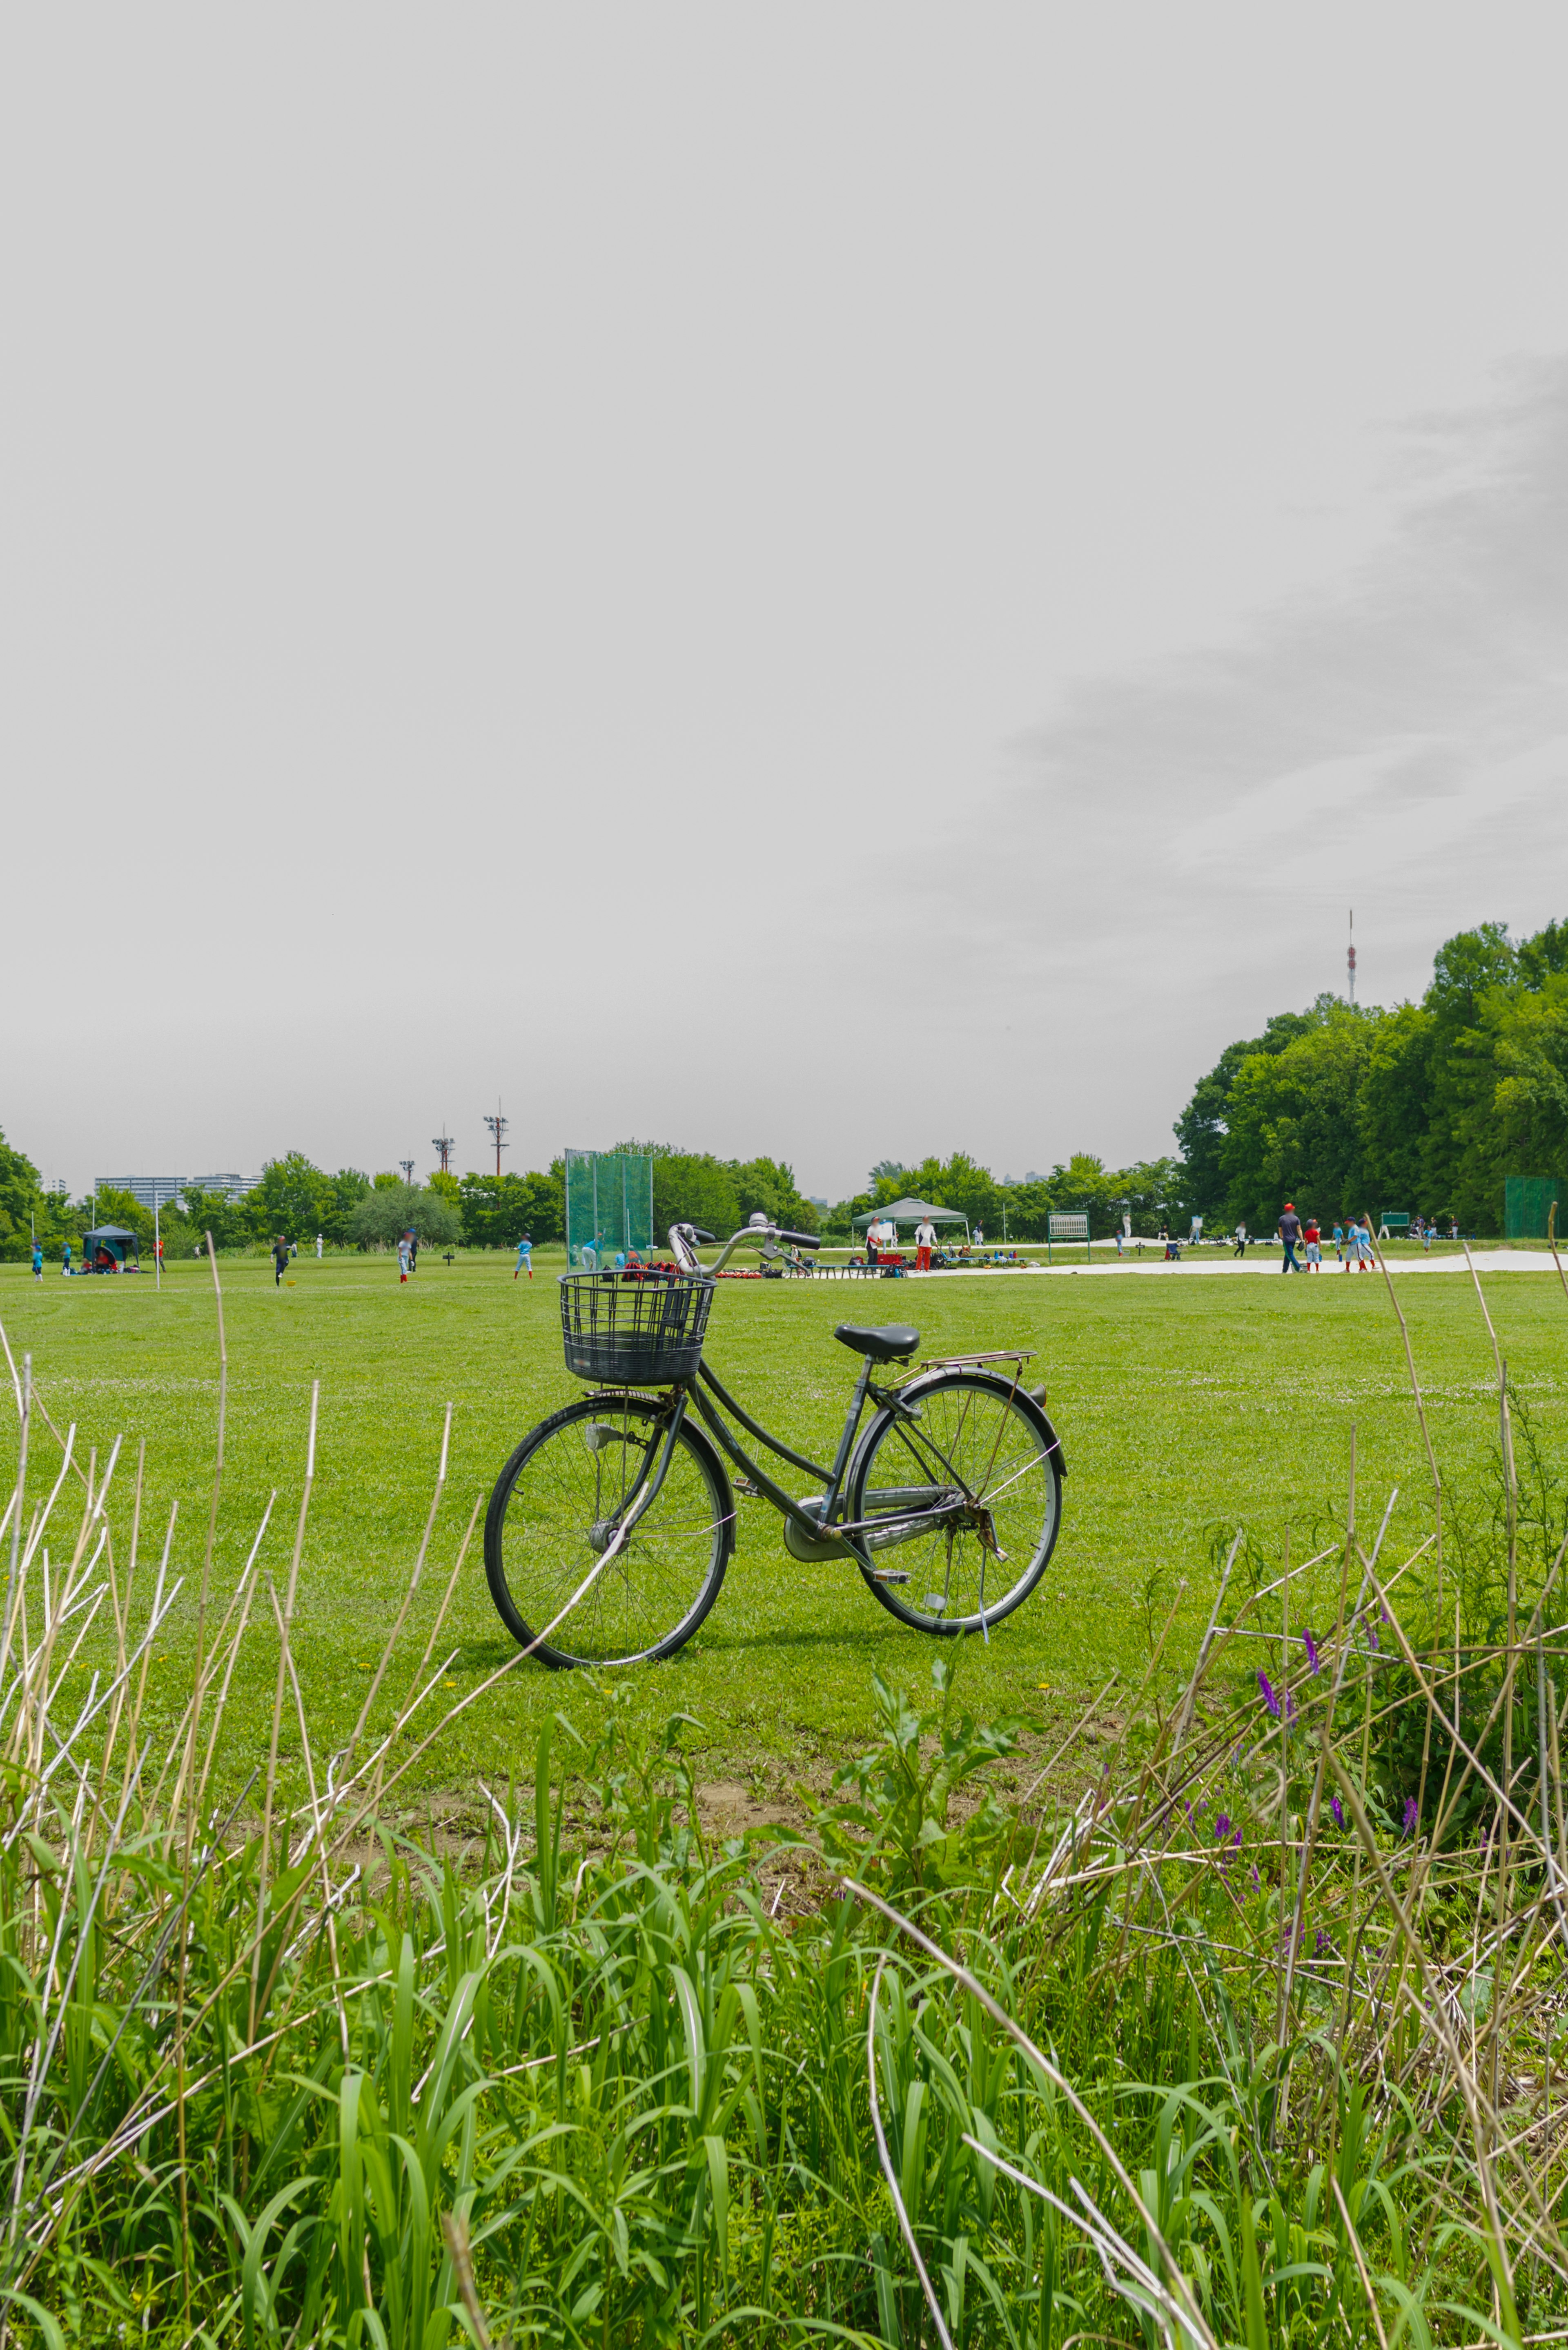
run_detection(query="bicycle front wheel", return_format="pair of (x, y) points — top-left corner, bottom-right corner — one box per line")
(484, 1395), (733, 1668)
(846, 1371), (1063, 1635)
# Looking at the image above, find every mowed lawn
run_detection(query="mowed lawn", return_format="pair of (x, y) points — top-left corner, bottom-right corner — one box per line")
(1, 1249), (1562, 1808)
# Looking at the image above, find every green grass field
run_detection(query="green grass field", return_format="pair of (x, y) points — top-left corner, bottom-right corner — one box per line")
(2, 1246), (1563, 1809)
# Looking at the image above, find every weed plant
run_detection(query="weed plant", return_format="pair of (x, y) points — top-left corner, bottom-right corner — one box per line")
(5, 1249), (1568, 2346)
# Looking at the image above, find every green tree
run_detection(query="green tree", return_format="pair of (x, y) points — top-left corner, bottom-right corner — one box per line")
(1490, 975), (1568, 1183)
(349, 1184), (461, 1250)
(180, 1186), (252, 1251)
(249, 1154), (337, 1243)
(1221, 1006), (1379, 1229)
(1174, 1008), (1325, 1217)
(327, 1169), (372, 1242)
(1358, 1005), (1437, 1214)
(0, 1130), (43, 1262)
(89, 1185), (154, 1242)
(458, 1168), (564, 1249)
(731, 1156), (819, 1234)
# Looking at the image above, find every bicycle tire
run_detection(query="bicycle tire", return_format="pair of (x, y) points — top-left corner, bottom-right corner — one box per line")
(484, 1393), (734, 1668)
(845, 1370), (1062, 1635)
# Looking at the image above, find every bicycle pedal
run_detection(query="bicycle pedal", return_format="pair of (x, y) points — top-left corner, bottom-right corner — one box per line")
(734, 1477), (763, 1497)
(873, 1569), (912, 1584)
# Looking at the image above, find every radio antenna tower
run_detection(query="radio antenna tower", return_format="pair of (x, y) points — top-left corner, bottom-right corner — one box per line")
(431, 1126), (455, 1175)
(1347, 909), (1356, 1007)
(399, 1159), (415, 1184)
(484, 1102), (510, 1177)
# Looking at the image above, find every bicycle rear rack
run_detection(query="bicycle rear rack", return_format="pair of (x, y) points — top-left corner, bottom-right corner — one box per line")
(909, 1349), (1037, 1373)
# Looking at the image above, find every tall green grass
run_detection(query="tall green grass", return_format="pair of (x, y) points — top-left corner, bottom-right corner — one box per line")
(3, 1270), (1568, 2346)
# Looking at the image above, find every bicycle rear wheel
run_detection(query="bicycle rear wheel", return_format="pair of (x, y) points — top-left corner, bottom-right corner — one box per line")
(846, 1371), (1062, 1634)
(484, 1395), (733, 1667)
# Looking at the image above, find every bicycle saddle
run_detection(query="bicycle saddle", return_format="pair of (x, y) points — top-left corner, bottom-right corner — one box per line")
(833, 1322), (920, 1362)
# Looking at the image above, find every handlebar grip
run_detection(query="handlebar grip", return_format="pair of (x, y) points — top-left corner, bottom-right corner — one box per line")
(779, 1230), (822, 1250)
(690, 1228), (717, 1245)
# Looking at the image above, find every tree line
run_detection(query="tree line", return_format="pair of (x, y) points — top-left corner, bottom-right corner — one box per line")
(3, 914), (1560, 1261)
(1177, 917), (1568, 1233)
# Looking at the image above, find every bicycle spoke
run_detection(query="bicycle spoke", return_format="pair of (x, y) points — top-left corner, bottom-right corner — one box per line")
(850, 1375), (1061, 1636)
(487, 1400), (729, 1666)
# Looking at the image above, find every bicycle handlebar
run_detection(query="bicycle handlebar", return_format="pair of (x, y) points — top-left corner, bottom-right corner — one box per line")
(668, 1220), (824, 1273)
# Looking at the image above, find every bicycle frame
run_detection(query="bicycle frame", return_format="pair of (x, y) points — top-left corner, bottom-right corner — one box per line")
(587, 1220), (1039, 1570)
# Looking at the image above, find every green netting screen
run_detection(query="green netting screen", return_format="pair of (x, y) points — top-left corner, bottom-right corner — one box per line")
(565, 1151), (654, 1269)
(1503, 1176), (1564, 1240)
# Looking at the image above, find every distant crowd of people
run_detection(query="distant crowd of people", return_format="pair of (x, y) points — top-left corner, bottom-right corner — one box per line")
(1234, 1206), (1459, 1272)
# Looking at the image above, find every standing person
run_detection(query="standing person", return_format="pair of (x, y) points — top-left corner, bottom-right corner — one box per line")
(1277, 1202), (1303, 1272)
(315, 1233), (323, 1259)
(914, 1213), (936, 1273)
(1303, 1216), (1322, 1271)
(1232, 1223), (1247, 1257)
(1355, 1214), (1375, 1270)
(1331, 1219), (1345, 1262)
(396, 1233), (411, 1283)
(973, 1222), (984, 1250)
(272, 1235), (290, 1286)
(155, 1232), (164, 1274)
(514, 1231), (534, 1280)
(61, 1240), (71, 1277)
(31, 1238), (42, 1279)
(1423, 1219), (1434, 1252)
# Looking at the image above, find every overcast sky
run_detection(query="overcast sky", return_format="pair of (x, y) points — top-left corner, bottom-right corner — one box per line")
(7, 8), (1568, 1203)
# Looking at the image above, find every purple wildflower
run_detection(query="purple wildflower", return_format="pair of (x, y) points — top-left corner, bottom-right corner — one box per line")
(1314, 1928), (1330, 1957)
(1367, 1623), (1380, 1652)
(1303, 1630), (1321, 1675)
(1258, 1670), (1281, 1717)
(1283, 1688), (1299, 1727)
(1330, 1794), (1344, 1829)
(1251, 1863), (1261, 1890)
(1232, 1826), (1242, 1847)
(1403, 1797), (1419, 1837)
(1214, 1813), (1230, 1838)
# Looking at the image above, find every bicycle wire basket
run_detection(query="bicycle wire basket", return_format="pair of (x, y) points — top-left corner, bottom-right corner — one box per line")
(559, 1270), (716, 1385)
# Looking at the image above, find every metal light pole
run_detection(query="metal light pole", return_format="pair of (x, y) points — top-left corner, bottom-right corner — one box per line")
(154, 1197), (161, 1289)
(399, 1160), (415, 1184)
(432, 1129), (455, 1175)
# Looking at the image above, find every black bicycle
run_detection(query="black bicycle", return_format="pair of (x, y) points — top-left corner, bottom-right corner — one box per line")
(483, 1217), (1067, 1667)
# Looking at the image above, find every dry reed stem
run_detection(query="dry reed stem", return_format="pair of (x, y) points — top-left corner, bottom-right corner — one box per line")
(866, 1958), (956, 2350)
(1374, 1235), (1444, 1609)
(1172, 1530), (1241, 1750)
(251, 1381), (318, 2040)
(183, 1235), (227, 1882)
(345, 1401), (451, 1771)
(1321, 1741), (1541, 2307)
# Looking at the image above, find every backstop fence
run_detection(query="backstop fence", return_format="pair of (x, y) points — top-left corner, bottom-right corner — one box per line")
(565, 1150), (655, 1269)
